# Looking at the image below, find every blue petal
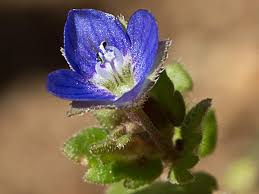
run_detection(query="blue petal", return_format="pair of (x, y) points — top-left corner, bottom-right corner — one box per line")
(115, 80), (145, 107)
(64, 9), (130, 78)
(47, 69), (115, 101)
(115, 40), (171, 107)
(66, 40), (171, 115)
(127, 9), (158, 83)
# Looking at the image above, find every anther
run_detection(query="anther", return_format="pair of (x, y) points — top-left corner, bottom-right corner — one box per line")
(102, 41), (107, 48)
(96, 53), (102, 62)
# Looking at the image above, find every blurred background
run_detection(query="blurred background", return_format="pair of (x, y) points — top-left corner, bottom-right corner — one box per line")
(0, 0), (258, 193)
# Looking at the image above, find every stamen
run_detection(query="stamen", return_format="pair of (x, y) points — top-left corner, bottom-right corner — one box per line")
(102, 41), (107, 48)
(96, 53), (103, 62)
(95, 62), (115, 82)
(91, 42), (135, 97)
(99, 41), (107, 54)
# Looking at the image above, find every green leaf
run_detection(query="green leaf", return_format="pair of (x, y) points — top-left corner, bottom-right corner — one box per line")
(150, 70), (174, 102)
(93, 109), (126, 130)
(171, 91), (186, 126)
(198, 109), (217, 157)
(123, 179), (147, 190)
(182, 132), (202, 155)
(168, 154), (199, 185)
(90, 138), (118, 155)
(106, 182), (133, 194)
(168, 99), (211, 185)
(85, 158), (163, 186)
(185, 172), (218, 194)
(150, 70), (185, 126)
(181, 99), (212, 154)
(90, 134), (132, 155)
(113, 159), (163, 189)
(90, 131), (160, 163)
(63, 128), (108, 164)
(186, 172), (218, 194)
(116, 134), (132, 149)
(84, 158), (123, 184)
(106, 182), (146, 194)
(169, 168), (194, 185)
(107, 172), (217, 194)
(143, 98), (173, 139)
(64, 129), (161, 185)
(144, 172), (217, 194)
(63, 128), (125, 184)
(166, 63), (193, 92)
(182, 99), (212, 133)
(134, 182), (181, 194)
(177, 154), (199, 169)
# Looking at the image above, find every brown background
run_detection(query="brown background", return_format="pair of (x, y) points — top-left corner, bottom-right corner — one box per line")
(0, 0), (258, 193)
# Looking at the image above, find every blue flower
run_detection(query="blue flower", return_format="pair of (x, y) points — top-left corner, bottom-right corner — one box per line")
(47, 9), (171, 112)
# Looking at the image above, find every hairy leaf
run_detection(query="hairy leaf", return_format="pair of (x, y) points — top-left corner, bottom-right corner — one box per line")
(63, 128), (107, 163)
(168, 154), (198, 184)
(93, 109), (126, 130)
(169, 168), (194, 184)
(150, 70), (185, 126)
(198, 109), (217, 157)
(168, 99), (211, 184)
(90, 134), (132, 155)
(116, 159), (163, 189)
(107, 172), (217, 194)
(181, 99), (212, 154)
(84, 158), (123, 184)
(166, 63), (193, 92)
(85, 158), (163, 186)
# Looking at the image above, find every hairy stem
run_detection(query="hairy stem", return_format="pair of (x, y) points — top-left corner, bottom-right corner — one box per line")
(124, 108), (177, 161)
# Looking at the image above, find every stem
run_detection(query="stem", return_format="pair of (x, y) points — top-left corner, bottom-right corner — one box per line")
(124, 108), (177, 160)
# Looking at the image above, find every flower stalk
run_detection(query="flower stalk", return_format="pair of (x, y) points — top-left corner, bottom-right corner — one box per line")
(124, 108), (177, 161)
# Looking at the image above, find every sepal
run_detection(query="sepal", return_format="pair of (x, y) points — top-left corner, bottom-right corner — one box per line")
(166, 63), (193, 93)
(181, 98), (212, 154)
(198, 109), (217, 157)
(63, 127), (108, 164)
(93, 109), (127, 130)
(149, 70), (185, 126)
(107, 172), (218, 194)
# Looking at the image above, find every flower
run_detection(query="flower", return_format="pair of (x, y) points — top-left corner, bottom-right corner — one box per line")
(47, 9), (171, 113)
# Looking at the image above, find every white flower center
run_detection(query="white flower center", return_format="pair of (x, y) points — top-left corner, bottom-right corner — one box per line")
(91, 42), (135, 97)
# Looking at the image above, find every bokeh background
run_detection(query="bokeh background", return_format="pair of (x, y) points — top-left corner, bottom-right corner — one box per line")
(1, 0), (259, 193)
